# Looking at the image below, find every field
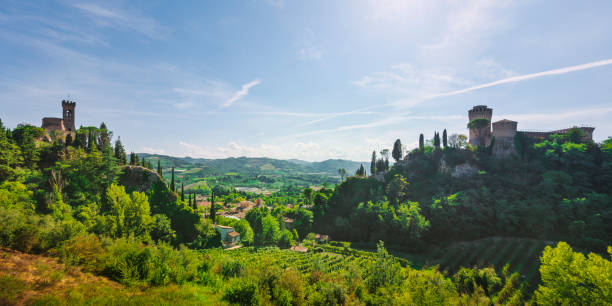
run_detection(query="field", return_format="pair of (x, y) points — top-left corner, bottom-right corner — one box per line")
(431, 237), (551, 290)
(204, 247), (378, 275)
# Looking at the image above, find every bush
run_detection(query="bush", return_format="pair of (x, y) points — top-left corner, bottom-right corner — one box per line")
(223, 279), (259, 305)
(221, 259), (244, 279)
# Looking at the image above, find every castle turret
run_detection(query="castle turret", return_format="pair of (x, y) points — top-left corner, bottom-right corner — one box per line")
(468, 105), (492, 146)
(62, 100), (76, 131)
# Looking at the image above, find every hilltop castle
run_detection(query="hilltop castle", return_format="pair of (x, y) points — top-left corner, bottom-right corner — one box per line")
(41, 100), (76, 132)
(467, 105), (594, 155)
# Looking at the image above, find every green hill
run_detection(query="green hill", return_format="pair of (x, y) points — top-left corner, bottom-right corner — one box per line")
(138, 154), (367, 193)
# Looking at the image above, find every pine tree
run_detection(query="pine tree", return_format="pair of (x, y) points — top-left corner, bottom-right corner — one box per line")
(65, 133), (73, 147)
(141, 157), (146, 167)
(442, 129), (448, 148)
(170, 167), (175, 191)
(370, 151), (377, 175)
(392, 139), (403, 162)
(129, 152), (136, 165)
(181, 182), (185, 202)
(114, 138), (127, 164)
(419, 134), (424, 152)
(157, 160), (162, 176)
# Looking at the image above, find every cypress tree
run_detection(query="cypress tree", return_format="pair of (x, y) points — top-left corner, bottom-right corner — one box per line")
(442, 129), (448, 148)
(370, 151), (376, 175)
(210, 192), (216, 223)
(147, 161), (152, 169)
(419, 134), (424, 152)
(181, 182), (185, 202)
(170, 167), (175, 191)
(129, 152), (136, 165)
(434, 132), (441, 149)
(157, 160), (162, 176)
(87, 130), (94, 152)
(65, 133), (73, 147)
(392, 139), (403, 162)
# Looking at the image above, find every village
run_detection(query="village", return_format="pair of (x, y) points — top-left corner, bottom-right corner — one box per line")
(193, 194), (328, 251)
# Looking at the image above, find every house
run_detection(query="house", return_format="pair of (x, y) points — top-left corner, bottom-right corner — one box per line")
(290, 245), (308, 253)
(314, 234), (329, 243)
(215, 225), (241, 248)
(283, 218), (295, 230)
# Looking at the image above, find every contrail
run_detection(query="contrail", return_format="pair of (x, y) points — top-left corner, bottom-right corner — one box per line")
(427, 58), (612, 99)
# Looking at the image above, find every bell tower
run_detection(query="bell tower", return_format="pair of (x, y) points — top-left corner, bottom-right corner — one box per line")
(62, 100), (76, 131)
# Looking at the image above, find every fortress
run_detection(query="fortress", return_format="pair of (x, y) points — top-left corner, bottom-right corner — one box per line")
(41, 100), (76, 132)
(467, 105), (594, 155)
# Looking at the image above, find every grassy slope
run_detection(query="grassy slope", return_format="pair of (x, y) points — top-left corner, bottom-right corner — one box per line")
(0, 248), (223, 305)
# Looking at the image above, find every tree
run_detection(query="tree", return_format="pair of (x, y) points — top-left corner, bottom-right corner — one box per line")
(99, 122), (111, 149)
(468, 118), (491, 147)
(181, 182), (185, 202)
(157, 160), (162, 176)
(535, 242), (612, 304)
(338, 168), (347, 182)
(442, 129), (448, 148)
(303, 188), (313, 204)
(355, 164), (366, 176)
(114, 138), (127, 164)
(65, 133), (73, 147)
(170, 166), (175, 192)
(234, 219), (254, 245)
(392, 139), (403, 162)
(129, 152), (137, 165)
(434, 132), (441, 149)
(419, 134), (425, 152)
(210, 191), (216, 223)
(370, 151), (377, 175)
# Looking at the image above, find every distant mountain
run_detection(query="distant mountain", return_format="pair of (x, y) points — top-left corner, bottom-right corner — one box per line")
(137, 154), (369, 191)
(139, 154), (367, 175)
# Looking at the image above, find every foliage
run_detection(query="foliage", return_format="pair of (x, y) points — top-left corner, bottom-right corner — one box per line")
(535, 242), (612, 305)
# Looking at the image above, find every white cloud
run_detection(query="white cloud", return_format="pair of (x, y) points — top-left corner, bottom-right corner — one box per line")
(72, 3), (167, 39)
(141, 147), (166, 155)
(498, 106), (612, 127)
(178, 140), (351, 161)
(220, 79), (261, 108)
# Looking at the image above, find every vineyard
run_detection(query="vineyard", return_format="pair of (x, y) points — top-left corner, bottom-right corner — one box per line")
(432, 237), (552, 289)
(203, 247), (378, 275)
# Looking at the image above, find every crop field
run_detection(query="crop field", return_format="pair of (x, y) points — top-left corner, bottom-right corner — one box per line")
(203, 247), (376, 275)
(433, 237), (551, 289)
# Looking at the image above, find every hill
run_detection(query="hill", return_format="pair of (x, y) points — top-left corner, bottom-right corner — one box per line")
(138, 154), (367, 193)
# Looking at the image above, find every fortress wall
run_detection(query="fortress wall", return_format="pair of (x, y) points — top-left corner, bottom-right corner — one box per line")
(492, 121), (518, 138)
(41, 117), (65, 131)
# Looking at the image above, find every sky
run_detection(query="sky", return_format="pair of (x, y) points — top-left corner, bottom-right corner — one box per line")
(1, 0), (612, 161)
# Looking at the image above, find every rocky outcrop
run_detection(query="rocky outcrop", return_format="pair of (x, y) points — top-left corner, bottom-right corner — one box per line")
(118, 166), (165, 193)
(451, 163), (479, 178)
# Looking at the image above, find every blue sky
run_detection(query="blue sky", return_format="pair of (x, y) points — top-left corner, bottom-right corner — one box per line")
(1, 0), (611, 161)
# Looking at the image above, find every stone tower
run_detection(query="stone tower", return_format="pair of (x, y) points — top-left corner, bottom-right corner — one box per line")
(468, 105), (492, 146)
(62, 100), (76, 131)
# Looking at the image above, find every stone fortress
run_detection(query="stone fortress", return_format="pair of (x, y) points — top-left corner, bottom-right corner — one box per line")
(467, 105), (595, 155)
(41, 100), (76, 132)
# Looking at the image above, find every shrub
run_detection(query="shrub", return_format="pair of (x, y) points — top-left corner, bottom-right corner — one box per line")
(221, 259), (244, 279)
(223, 279), (259, 306)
